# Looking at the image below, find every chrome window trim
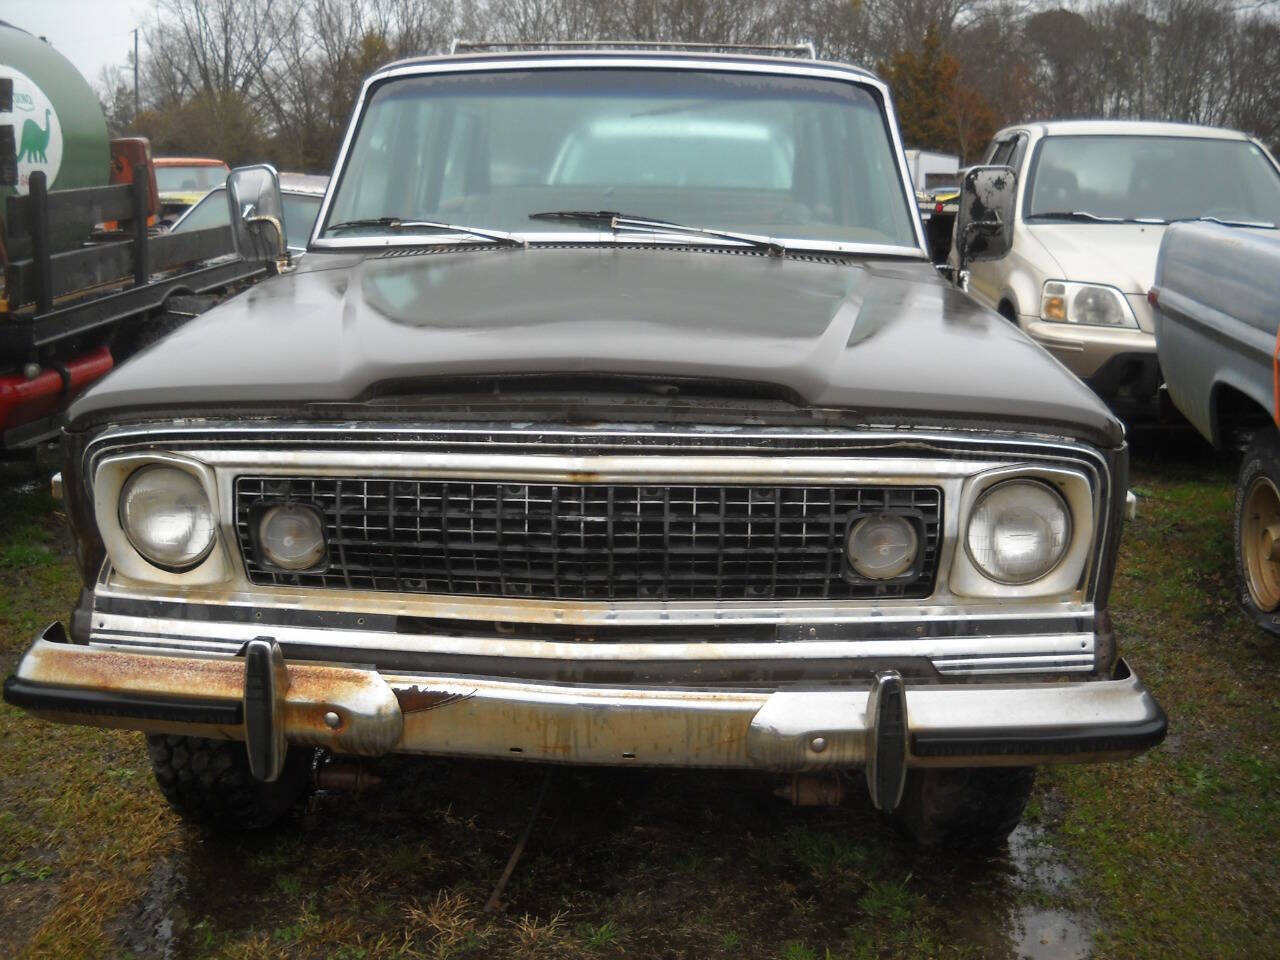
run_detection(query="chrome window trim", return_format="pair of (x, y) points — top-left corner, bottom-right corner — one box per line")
(314, 233), (925, 258)
(307, 54), (930, 257)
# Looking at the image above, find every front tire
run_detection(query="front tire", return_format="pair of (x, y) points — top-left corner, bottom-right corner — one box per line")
(1234, 428), (1280, 635)
(892, 766), (1034, 850)
(146, 734), (315, 830)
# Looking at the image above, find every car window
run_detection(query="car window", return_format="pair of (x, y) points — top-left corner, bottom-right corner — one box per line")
(1026, 135), (1280, 223)
(170, 188), (229, 232)
(989, 139), (1017, 167)
(324, 68), (919, 248)
(281, 194), (322, 250)
(156, 165), (229, 193)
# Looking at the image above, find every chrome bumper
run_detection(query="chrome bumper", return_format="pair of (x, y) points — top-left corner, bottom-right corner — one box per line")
(5, 622), (1166, 776)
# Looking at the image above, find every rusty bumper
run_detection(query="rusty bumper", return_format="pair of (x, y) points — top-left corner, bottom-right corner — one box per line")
(4, 622), (1166, 774)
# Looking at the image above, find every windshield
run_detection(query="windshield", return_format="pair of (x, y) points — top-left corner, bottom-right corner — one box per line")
(321, 68), (918, 248)
(1026, 135), (1280, 224)
(155, 164), (229, 193)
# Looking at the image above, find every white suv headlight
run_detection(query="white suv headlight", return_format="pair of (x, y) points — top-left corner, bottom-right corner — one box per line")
(119, 465), (217, 571)
(1041, 281), (1137, 328)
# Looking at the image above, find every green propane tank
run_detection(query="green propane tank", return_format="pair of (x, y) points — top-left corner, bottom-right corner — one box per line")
(1, 20), (110, 203)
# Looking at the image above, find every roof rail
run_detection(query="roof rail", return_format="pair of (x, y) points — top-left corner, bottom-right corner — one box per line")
(448, 39), (818, 59)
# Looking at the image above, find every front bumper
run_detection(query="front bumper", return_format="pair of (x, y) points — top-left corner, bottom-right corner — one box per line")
(5, 622), (1166, 775)
(1021, 317), (1156, 383)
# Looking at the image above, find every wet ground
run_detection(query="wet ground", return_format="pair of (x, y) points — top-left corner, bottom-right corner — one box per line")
(106, 759), (1097, 960)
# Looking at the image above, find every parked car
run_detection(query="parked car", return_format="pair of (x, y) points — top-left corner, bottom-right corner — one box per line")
(153, 156), (230, 219)
(1150, 221), (1280, 634)
(952, 120), (1280, 406)
(170, 172), (329, 255)
(3, 46), (1165, 849)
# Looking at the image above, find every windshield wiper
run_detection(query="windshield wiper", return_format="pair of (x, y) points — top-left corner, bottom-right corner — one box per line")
(1173, 216), (1277, 229)
(529, 210), (785, 256)
(324, 216), (525, 246)
(1025, 211), (1126, 223)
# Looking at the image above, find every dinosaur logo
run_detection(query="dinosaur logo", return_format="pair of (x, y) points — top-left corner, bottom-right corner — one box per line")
(18, 109), (54, 163)
(1, 69), (63, 194)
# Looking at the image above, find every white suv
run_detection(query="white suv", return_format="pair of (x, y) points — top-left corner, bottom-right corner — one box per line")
(954, 120), (1280, 403)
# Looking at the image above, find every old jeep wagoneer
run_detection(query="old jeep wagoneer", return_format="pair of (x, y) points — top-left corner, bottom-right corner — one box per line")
(3, 44), (1165, 849)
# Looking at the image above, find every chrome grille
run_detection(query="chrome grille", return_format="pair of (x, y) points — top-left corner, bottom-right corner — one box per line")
(235, 477), (941, 601)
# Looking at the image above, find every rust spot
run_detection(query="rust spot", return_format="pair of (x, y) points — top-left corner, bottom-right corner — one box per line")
(394, 685), (475, 713)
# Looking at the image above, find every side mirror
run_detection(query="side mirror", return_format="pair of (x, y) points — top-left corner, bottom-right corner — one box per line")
(954, 165), (1016, 268)
(226, 164), (287, 262)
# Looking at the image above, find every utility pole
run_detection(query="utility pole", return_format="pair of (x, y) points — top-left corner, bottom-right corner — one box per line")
(133, 28), (139, 123)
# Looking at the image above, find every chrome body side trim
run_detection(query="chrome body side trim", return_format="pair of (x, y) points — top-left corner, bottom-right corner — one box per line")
(86, 610), (1098, 678)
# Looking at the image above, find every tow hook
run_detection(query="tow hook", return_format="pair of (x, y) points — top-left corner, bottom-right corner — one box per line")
(315, 756), (382, 793)
(774, 773), (845, 806)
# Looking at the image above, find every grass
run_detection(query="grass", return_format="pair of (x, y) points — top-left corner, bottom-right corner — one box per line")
(1, 429), (1277, 959)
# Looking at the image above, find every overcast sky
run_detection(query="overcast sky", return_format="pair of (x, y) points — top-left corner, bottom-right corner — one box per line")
(7, 0), (151, 90)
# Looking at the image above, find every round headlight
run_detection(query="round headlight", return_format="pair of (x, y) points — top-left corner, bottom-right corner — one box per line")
(847, 513), (919, 580)
(119, 465), (216, 571)
(258, 504), (326, 570)
(966, 480), (1070, 584)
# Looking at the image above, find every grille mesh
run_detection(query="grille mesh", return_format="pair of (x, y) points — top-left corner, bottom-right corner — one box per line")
(235, 477), (941, 601)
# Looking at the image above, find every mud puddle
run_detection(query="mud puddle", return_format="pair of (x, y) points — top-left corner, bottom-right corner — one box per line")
(948, 821), (1093, 960)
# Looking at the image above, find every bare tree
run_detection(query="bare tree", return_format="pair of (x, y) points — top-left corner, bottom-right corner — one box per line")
(125, 0), (1280, 167)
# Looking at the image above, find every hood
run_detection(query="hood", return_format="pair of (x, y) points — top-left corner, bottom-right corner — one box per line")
(70, 246), (1122, 446)
(1024, 222), (1167, 295)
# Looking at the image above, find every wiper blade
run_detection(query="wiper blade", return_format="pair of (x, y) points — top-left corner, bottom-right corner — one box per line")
(529, 210), (785, 255)
(1174, 216), (1277, 229)
(324, 216), (525, 246)
(1025, 210), (1125, 223)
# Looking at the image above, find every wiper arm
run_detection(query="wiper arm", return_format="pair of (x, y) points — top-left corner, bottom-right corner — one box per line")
(529, 210), (785, 256)
(1175, 216), (1277, 229)
(324, 216), (525, 246)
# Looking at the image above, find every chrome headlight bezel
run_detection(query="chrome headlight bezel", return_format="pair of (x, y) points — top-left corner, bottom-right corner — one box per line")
(949, 465), (1096, 600)
(1041, 280), (1138, 328)
(93, 452), (230, 584)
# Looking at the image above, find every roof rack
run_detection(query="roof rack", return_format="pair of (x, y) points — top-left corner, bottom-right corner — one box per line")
(449, 39), (818, 59)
